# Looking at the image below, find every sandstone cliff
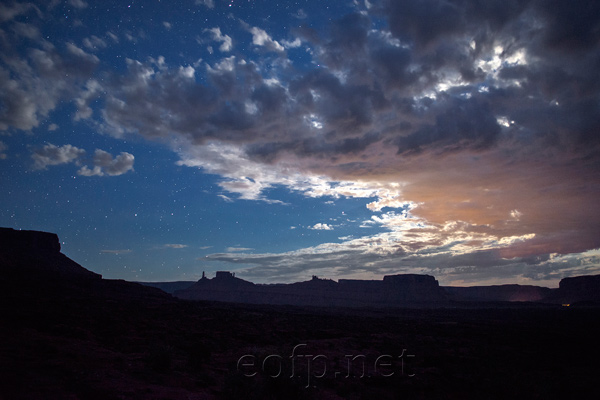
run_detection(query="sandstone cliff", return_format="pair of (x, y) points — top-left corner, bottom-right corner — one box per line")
(444, 284), (552, 302)
(175, 272), (449, 307)
(543, 274), (600, 305)
(0, 227), (101, 281)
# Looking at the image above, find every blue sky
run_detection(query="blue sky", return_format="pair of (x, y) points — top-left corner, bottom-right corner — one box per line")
(1, 0), (600, 286)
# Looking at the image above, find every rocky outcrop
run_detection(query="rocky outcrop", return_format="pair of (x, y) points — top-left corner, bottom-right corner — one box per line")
(175, 272), (449, 307)
(0, 227), (173, 305)
(444, 284), (552, 303)
(543, 274), (600, 305)
(175, 271), (600, 307)
(0, 227), (101, 280)
(137, 281), (195, 294)
(4, 227), (599, 308)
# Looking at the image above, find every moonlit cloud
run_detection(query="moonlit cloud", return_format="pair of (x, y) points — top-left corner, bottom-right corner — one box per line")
(226, 247), (254, 252)
(100, 249), (132, 255)
(0, 31), (99, 131)
(205, 27), (233, 52)
(82, 35), (108, 50)
(0, 2), (38, 22)
(68, 0), (88, 9)
(195, 0), (214, 9)
(32, 144), (86, 170)
(0, 141), (7, 159)
(249, 27), (285, 52)
(30, 144), (133, 177)
(77, 150), (134, 177)
(281, 37), (302, 49)
(163, 244), (188, 249)
(310, 223), (334, 231)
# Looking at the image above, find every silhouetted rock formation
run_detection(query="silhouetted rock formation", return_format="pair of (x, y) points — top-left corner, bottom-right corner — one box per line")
(444, 284), (552, 303)
(175, 271), (449, 307)
(3, 227), (600, 308)
(0, 227), (171, 304)
(136, 281), (195, 294)
(2, 228), (600, 399)
(175, 270), (600, 307)
(0, 227), (101, 281)
(544, 274), (600, 305)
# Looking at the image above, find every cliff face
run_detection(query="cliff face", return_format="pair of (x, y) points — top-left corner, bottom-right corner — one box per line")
(0, 227), (174, 306)
(443, 276), (600, 305)
(544, 275), (600, 304)
(136, 281), (195, 294)
(175, 271), (600, 307)
(175, 272), (449, 307)
(444, 285), (553, 303)
(0, 227), (101, 280)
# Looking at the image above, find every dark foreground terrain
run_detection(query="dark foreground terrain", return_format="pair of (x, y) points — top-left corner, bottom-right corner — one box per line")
(1, 228), (600, 399)
(3, 283), (600, 400)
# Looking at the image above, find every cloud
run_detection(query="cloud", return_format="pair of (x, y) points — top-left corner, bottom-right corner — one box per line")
(249, 27), (285, 52)
(163, 244), (188, 249)
(226, 247), (254, 252)
(0, 2), (39, 22)
(12, 22), (40, 39)
(106, 31), (119, 43)
(77, 149), (134, 177)
(218, 194), (234, 202)
(32, 144), (86, 170)
(310, 223), (334, 230)
(31, 144), (133, 176)
(68, 0), (88, 9)
(0, 141), (7, 159)
(205, 209), (599, 285)
(205, 27), (233, 52)
(395, 97), (501, 155)
(281, 38), (302, 49)
(100, 249), (132, 255)
(195, 0), (214, 9)
(293, 9), (308, 19)
(0, 36), (99, 131)
(90, 4), (600, 260)
(82, 36), (108, 50)
(74, 79), (102, 120)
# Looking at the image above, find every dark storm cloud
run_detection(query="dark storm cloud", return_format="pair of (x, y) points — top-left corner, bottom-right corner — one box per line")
(534, 0), (600, 52)
(3, 0), (598, 159)
(94, 1), (598, 164)
(379, 0), (465, 50)
(289, 68), (384, 130)
(320, 13), (370, 69)
(377, 0), (534, 52)
(396, 97), (501, 155)
(369, 44), (413, 88)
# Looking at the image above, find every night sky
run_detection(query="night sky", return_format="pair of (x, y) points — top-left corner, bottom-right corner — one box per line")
(1, 0), (599, 286)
